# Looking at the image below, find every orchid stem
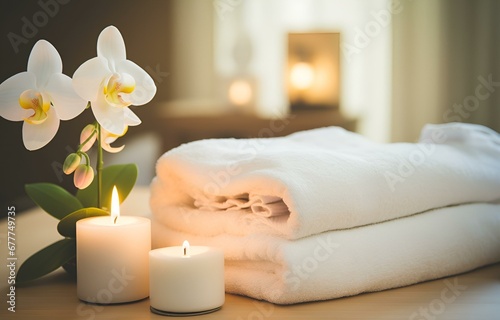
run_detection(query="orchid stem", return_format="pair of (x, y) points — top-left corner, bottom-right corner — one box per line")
(97, 123), (103, 209)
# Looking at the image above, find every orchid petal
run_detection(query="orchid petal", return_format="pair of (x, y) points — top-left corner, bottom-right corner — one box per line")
(102, 142), (125, 153)
(103, 128), (123, 144)
(116, 60), (156, 105)
(100, 126), (126, 153)
(45, 73), (87, 120)
(72, 57), (110, 101)
(91, 94), (126, 135)
(27, 40), (62, 89)
(124, 108), (141, 126)
(103, 135), (117, 144)
(0, 72), (36, 121)
(97, 26), (126, 70)
(22, 107), (59, 150)
(101, 130), (125, 153)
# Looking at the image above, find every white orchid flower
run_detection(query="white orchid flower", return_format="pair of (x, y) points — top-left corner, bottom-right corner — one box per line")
(0, 40), (86, 150)
(72, 25), (156, 135)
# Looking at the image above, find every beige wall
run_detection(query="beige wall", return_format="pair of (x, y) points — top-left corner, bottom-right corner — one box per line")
(168, 0), (215, 101)
(392, 0), (500, 142)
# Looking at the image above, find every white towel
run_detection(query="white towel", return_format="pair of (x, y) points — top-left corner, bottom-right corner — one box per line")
(152, 203), (500, 304)
(151, 123), (500, 239)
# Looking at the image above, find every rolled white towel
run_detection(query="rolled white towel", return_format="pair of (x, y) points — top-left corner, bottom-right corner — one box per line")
(152, 203), (500, 304)
(151, 123), (500, 239)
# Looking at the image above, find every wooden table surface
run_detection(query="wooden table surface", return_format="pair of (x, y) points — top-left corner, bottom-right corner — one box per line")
(1, 188), (499, 320)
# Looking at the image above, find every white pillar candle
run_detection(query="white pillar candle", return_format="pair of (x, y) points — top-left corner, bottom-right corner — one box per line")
(149, 241), (224, 315)
(76, 187), (151, 304)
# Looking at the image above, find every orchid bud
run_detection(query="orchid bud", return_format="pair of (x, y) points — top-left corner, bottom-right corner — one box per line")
(80, 124), (97, 152)
(63, 153), (81, 175)
(74, 164), (94, 189)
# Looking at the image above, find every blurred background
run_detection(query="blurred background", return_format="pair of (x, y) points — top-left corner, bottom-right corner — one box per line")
(0, 0), (499, 214)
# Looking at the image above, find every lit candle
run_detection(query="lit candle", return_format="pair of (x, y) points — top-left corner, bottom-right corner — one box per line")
(76, 186), (151, 304)
(149, 241), (224, 316)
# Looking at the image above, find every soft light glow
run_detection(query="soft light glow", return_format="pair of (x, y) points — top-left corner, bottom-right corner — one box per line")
(111, 185), (120, 224)
(183, 240), (190, 257)
(228, 79), (252, 106)
(290, 62), (315, 90)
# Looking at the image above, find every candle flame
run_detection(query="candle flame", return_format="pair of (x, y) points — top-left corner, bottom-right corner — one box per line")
(111, 186), (120, 224)
(183, 240), (190, 257)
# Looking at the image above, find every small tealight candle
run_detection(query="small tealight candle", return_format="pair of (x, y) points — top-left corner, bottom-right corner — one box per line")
(149, 241), (224, 316)
(76, 186), (151, 304)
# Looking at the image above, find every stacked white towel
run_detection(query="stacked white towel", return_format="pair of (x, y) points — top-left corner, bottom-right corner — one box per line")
(150, 122), (500, 304)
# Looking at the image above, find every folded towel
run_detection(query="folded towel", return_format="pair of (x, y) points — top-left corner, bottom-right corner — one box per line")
(151, 123), (500, 239)
(152, 203), (500, 304)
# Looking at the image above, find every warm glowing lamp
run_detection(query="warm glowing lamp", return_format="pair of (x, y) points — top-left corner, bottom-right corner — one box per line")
(290, 62), (315, 90)
(228, 79), (253, 106)
(287, 32), (340, 110)
(224, 76), (257, 114)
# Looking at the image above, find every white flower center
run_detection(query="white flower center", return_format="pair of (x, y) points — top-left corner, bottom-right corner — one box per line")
(103, 73), (136, 108)
(19, 89), (51, 124)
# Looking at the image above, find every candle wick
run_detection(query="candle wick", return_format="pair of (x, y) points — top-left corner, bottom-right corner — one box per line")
(114, 216), (117, 224)
(184, 247), (187, 256)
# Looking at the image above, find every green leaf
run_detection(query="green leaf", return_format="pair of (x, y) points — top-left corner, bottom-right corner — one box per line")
(17, 238), (76, 284)
(25, 183), (83, 220)
(57, 207), (109, 238)
(76, 164), (138, 209)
